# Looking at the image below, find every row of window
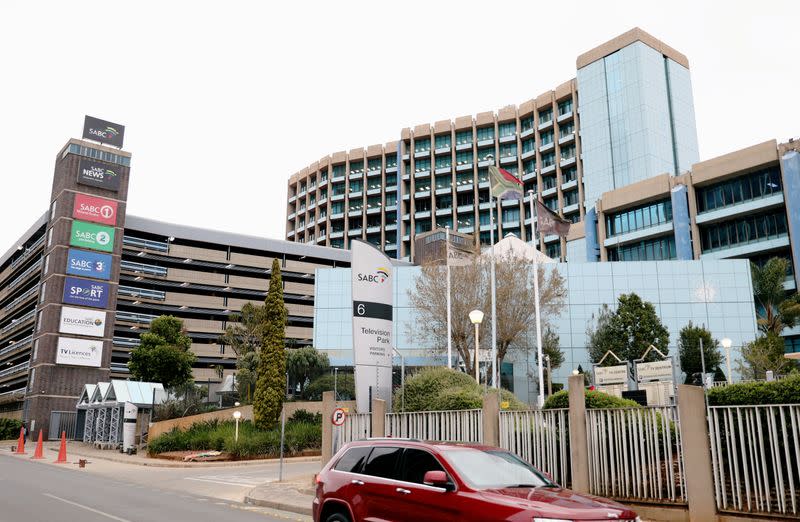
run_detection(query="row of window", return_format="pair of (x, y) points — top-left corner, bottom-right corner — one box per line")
(699, 211), (788, 252)
(696, 167), (782, 213)
(607, 236), (677, 262)
(606, 199), (673, 238)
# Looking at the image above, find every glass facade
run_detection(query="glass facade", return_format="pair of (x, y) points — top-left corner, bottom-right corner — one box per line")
(607, 236), (676, 261)
(606, 199), (672, 237)
(699, 210), (788, 253)
(696, 167), (783, 213)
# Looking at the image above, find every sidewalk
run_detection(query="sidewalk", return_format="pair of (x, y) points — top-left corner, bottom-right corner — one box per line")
(245, 476), (316, 516)
(3, 440), (321, 469)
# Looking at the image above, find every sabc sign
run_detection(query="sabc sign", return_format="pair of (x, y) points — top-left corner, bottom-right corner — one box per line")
(82, 115), (125, 148)
(72, 193), (118, 226)
(66, 249), (112, 280)
(56, 337), (103, 368)
(77, 158), (121, 191)
(63, 276), (110, 309)
(59, 306), (106, 337)
(70, 220), (115, 252)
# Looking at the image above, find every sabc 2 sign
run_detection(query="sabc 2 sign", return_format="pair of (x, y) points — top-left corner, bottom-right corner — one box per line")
(63, 276), (110, 308)
(56, 337), (103, 368)
(77, 158), (121, 191)
(59, 306), (106, 337)
(66, 249), (112, 280)
(72, 193), (118, 226)
(70, 220), (115, 252)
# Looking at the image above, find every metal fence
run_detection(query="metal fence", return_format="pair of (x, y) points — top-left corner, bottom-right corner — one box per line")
(332, 412), (372, 454)
(586, 406), (686, 503)
(385, 409), (483, 442)
(499, 409), (571, 488)
(48, 411), (77, 441)
(708, 404), (800, 517)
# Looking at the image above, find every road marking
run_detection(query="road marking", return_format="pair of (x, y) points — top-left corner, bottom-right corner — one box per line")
(43, 493), (132, 522)
(184, 477), (261, 487)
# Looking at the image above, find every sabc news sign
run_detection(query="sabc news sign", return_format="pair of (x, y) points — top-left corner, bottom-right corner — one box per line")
(63, 276), (110, 309)
(77, 158), (121, 191)
(70, 220), (115, 252)
(66, 249), (112, 280)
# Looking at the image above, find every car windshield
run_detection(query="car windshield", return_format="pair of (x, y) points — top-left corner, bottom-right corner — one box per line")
(439, 447), (552, 489)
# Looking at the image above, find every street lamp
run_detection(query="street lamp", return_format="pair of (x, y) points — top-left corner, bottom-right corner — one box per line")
(721, 338), (733, 384)
(469, 310), (484, 383)
(233, 410), (242, 442)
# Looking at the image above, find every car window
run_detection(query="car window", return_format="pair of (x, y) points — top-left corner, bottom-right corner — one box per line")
(362, 446), (402, 479)
(401, 449), (446, 485)
(334, 446), (372, 473)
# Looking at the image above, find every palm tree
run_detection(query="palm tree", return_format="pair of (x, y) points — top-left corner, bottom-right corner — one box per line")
(751, 258), (800, 334)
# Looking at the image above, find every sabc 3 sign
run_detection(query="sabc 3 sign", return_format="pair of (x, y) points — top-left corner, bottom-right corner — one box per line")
(66, 249), (112, 280)
(72, 193), (118, 226)
(70, 220), (115, 252)
(63, 276), (110, 309)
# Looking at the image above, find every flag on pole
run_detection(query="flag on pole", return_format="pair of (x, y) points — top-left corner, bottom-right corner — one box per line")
(536, 200), (571, 236)
(445, 235), (474, 267)
(488, 166), (524, 200)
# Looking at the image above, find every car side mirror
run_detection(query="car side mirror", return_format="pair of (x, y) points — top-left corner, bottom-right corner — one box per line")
(423, 470), (452, 490)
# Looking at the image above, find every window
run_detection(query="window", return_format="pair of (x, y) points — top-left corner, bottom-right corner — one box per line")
(502, 208), (520, 222)
(414, 138), (431, 153)
(541, 153), (555, 168)
(435, 134), (451, 149)
(456, 172), (473, 186)
(401, 449), (446, 484)
(498, 122), (515, 138)
(386, 174), (397, 186)
(456, 150), (473, 165)
(436, 195), (452, 209)
(562, 167), (577, 183)
(456, 130), (473, 145)
(385, 194), (397, 207)
(349, 180), (363, 193)
(320, 169), (328, 182)
(386, 156), (398, 168)
(696, 167), (783, 212)
(368, 158), (381, 171)
(608, 236), (677, 261)
(522, 139), (535, 154)
(415, 159), (431, 173)
(479, 211), (491, 226)
(415, 199), (431, 212)
(458, 215), (474, 228)
(415, 180), (431, 193)
(438, 216), (453, 229)
(524, 180), (536, 194)
(435, 155), (452, 169)
(540, 131), (554, 146)
(500, 143), (517, 158)
(606, 199), (672, 237)
(538, 108), (552, 124)
(563, 190), (579, 206)
(523, 159), (536, 175)
(521, 115), (534, 132)
(333, 165), (345, 178)
(332, 182), (346, 196)
(331, 202), (344, 214)
(477, 148), (494, 162)
(435, 175), (451, 190)
(415, 220), (432, 233)
(457, 193), (474, 207)
(558, 99), (573, 116)
(699, 210), (788, 252)
(367, 177), (382, 190)
(544, 197), (558, 211)
(559, 122), (575, 138)
(560, 145), (575, 161)
(542, 176), (557, 191)
(319, 189), (328, 200)
(546, 242), (561, 259)
(477, 169), (489, 184)
(476, 126), (494, 142)
(367, 196), (382, 209)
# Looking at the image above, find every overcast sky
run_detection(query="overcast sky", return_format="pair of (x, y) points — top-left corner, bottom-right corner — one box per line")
(1, 1), (797, 251)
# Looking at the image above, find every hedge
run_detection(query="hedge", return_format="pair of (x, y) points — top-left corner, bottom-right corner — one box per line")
(543, 389), (642, 410)
(0, 418), (23, 440)
(707, 374), (800, 406)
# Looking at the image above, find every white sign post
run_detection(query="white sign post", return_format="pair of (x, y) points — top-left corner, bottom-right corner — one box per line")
(351, 240), (394, 413)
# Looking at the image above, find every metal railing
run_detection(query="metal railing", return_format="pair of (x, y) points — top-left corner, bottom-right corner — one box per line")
(10, 235), (45, 269)
(0, 335), (32, 358)
(0, 361), (29, 379)
(0, 310), (36, 336)
(586, 406), (686, 503)
(708, 404), (800, 516)
(385, 409), (483, 442)
(3, 286), (38, 313)
(332, 412), (372, 455)
(5, 258), (42, 290)
(499, 409), (571, 488)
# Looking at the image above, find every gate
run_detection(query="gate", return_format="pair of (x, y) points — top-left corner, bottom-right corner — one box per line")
(332, 412), (371, 455)
(48, 411), (77, 440)
(499, 408), (571, 488)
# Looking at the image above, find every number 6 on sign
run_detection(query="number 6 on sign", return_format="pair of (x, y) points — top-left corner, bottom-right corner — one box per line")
(331, 407), (346, 426)
(357, 303), (365, 316)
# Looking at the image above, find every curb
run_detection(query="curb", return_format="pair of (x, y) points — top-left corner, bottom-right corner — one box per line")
(244, 495), (313, 516)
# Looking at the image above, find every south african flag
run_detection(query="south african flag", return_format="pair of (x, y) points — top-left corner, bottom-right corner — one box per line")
(488, 165), (524, 200)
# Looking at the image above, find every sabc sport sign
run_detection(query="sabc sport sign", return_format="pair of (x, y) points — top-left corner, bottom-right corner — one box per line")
(70, 220), (115, 252)
(63, 276), (110, 309)
(59, 306), (106, 337)
(66, 249), (112, 280)
(77, 158), (121, 191)
(56, 337), (103, 368)
(82, 115), (125, 148)
(72, 193), (118, 226)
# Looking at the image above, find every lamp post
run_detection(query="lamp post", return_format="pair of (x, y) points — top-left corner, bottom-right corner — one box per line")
(469, 310), (484, 383)
(233, 410), (242, 442)
(721, 338), (733, 384)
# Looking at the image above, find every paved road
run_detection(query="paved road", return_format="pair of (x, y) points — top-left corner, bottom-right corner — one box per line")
(0, 452), (315, 522)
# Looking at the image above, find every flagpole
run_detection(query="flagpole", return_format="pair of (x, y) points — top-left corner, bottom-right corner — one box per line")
(528, 189), (545, 408)
(445, 226), (453, 369)
(489, 164), (498, 389)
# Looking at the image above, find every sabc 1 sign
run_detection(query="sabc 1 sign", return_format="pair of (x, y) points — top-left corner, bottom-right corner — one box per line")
(82, 115), (125, 148)
(73, 193), (118, 226)
(77, 158), (121, 191)
(59, 306), (106, 337)
(63, 276), (110, 309)
(70, 220), (115, 252)
(66, 249), (112, 280)
(56, 337), (103, 368)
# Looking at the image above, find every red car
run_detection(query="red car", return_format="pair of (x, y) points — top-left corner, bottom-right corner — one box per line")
(313, 439), (639, 522)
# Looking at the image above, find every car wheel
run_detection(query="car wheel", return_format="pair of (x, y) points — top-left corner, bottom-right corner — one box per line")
(325, 513), (350, 522)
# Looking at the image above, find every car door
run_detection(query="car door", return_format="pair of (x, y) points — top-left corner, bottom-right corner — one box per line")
(394, 448), (460, 522)
(328, 445), (373, 521)
(358, 446), (406, 521)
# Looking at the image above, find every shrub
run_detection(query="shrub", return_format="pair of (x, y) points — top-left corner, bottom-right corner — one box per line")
(289, 409), (322, 424)
(0, 418), (23, 440)
(707, 375), (800, 406)
(302, 373), (355, 401)
(543, 389), (641, 410)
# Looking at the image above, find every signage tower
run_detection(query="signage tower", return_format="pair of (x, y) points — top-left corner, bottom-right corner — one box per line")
(23, 116), (131, 438)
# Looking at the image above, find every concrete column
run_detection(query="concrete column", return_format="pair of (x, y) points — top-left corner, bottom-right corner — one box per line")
(780, 150), (800, 290)
(371, 398), (386, 438)
(584, 207), (600, 262)
(321, 391), (335, 466)
(567, 374), (589, 493)
(676, 384), (717, 521)
(670, 184), (693, 260)
(482, 390), (500, 447)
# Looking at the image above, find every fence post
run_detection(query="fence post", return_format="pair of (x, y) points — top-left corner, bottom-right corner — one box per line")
(371, 398), (386, 437)
(321, 391), (335, 466)
(567, 374), (589, 493)
(482, 389), (500, 447)
(676, 384), (716, 521)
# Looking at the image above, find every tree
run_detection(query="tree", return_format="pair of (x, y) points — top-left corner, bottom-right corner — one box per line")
(220, 302), (268, 400)
(286, 347), (329, 397)
(736, 333), (797, 380)
(534, 326), (564, 392)
(587, 293), (670, 364)
(236, 351), (259, 402)
(128, 315), (195, 388)
(751, 258), (800, 334)
(408, 250), (566, 375)
(253, 259), (287, 430)
(678, 322), (723, 384)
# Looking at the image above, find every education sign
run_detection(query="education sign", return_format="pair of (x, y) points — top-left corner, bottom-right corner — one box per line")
(62, 276), (110, 309)
(59, 306), (106, 337)
(82, 115), (125, 148)
(56, 336), (103, 368)
(72, 193), (118, 226)
(77, 158), (121, 191)
(351, 240), (393, 412)
(70, 220), (115, 253)
(66, 248), (112, 280)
